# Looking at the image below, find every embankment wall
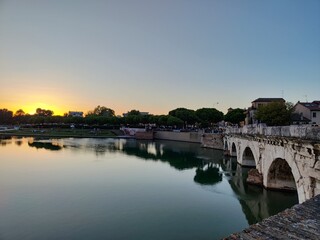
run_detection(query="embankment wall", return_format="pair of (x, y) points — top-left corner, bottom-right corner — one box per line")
(154, 131), (224, 149)
(154, 131), (202, 143)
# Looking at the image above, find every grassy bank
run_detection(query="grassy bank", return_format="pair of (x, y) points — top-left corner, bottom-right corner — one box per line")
(0, 128), (119, 138)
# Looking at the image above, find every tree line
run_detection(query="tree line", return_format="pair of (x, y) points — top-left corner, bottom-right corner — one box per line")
(0, 105), (246, 127)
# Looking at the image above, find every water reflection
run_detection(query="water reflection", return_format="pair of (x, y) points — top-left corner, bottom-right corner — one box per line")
(2, 136), (298, 227)
(226, 158), (298, 224)
(15, 139), (23, 146)
(28, 141), (63, 151)
(194, 163), (222, 185)
(27, 137), (298, 224)
(121, 140), (204, 170)
(0, 136), (12, 146)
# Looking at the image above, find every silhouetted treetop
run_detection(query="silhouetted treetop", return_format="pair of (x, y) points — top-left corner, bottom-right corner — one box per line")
(36, 108), (53, 117)
(87, 105), (115, 117)
(14, 109), (25, 117)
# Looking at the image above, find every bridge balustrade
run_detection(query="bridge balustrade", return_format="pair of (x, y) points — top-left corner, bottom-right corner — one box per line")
(226, 124), (320, 140)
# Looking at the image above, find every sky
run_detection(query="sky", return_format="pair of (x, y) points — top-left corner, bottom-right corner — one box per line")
(0, 0), (319, 116)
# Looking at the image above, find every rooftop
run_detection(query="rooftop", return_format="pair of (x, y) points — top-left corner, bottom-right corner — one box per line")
(252, 98), (285, 103)
(298, 101), (320, 111)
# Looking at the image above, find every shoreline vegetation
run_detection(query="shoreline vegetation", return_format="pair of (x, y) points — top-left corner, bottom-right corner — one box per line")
(0, 128), (122, 138)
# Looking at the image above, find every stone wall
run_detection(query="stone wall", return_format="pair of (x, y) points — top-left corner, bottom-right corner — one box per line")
(226, 124), (320, 140)
(154, 131), (202, 143)
(201, 133), (224, 150)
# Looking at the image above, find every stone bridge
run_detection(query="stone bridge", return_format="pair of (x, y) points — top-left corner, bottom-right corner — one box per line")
(224, 125), (320, 203)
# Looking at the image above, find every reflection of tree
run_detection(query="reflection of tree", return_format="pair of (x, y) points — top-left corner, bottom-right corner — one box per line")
(15, 140), (23, 146)
(89, 143), (117, 156)
(194, 163), (222, 185)
(63, 139), (119, 156)
(0, 136), (11, 146)
(28, 141), (63, 151)
(160, 148), (203, 170)
(120, 140), (203, 170)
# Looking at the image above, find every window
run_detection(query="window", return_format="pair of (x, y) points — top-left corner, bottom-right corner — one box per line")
(313, 112), (316, 118)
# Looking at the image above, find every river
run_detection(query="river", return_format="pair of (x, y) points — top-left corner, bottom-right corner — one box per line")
(0, 137), (298, 240)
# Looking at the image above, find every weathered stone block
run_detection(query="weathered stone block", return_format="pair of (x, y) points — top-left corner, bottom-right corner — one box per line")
(247, 169), (263, 186)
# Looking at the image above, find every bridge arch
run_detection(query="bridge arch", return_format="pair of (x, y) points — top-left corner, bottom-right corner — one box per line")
(266, 158), (296, 191)
(240, 146), (257, 167)
(265, 157), (304, 202)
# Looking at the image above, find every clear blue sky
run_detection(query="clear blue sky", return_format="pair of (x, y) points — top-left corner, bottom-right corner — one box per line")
(0, 0), (319, 115)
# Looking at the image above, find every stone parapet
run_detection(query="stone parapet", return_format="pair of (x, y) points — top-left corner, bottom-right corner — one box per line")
(226, 124), (320, 140)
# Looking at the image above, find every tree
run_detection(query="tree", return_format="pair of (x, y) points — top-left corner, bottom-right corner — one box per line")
(224, 108), (246, 125)
(36, 108), (53, 117)
(168, 108), (199, 127)
(255, 102), (293, 126)
(14, 109), (25, 116)
(195, 108), (224, 127)
(126, 110), (140, 116)
(87, 105), (115, 117)
(0, 109), (13, 124)
(167, 116), (184, 127)
(158, 115), (169, 126)
(13, 109), (26, 124)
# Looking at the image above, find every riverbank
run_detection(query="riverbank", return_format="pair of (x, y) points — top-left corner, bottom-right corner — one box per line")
(0, 128), (225, 150)
(0, 128), (118, 138)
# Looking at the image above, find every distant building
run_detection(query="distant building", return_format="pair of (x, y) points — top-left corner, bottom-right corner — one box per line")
(68, 111), (84, 117)
(292, 101), (320, 125)
(245, 98), (285, 125)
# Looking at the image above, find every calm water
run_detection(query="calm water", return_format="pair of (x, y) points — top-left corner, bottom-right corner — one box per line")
(0, 137), (298, 240)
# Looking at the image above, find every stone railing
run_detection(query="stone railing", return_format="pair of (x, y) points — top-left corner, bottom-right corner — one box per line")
(226, 124), (320, 140)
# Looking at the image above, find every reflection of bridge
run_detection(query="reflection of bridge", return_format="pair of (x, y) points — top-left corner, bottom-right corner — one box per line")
(224, 125), (320, 203)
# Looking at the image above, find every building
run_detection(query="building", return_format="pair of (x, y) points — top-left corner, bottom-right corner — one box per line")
(292, 101), (320, 125)
(68, 111), (84, 117)
(245, 98), (285, 125)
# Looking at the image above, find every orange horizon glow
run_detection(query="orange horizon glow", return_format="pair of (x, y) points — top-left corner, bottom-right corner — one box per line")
(3, 103), (169, 117)
(11, 104), (67, 116)
(2, 101), (73, 116)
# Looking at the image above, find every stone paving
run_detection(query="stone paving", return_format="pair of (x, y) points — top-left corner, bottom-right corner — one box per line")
(223, 194), (320, 240)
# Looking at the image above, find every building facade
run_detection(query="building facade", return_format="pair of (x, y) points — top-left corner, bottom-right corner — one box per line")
(293, 101), (320, 125)
(68, 111), (84, 117)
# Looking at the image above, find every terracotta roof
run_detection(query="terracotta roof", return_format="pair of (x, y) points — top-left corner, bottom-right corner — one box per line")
(252, 98), (285, 103)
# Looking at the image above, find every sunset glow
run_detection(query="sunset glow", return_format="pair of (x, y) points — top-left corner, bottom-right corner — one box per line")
(2, 91), (72, 116)
(0, 0), (319, 116)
